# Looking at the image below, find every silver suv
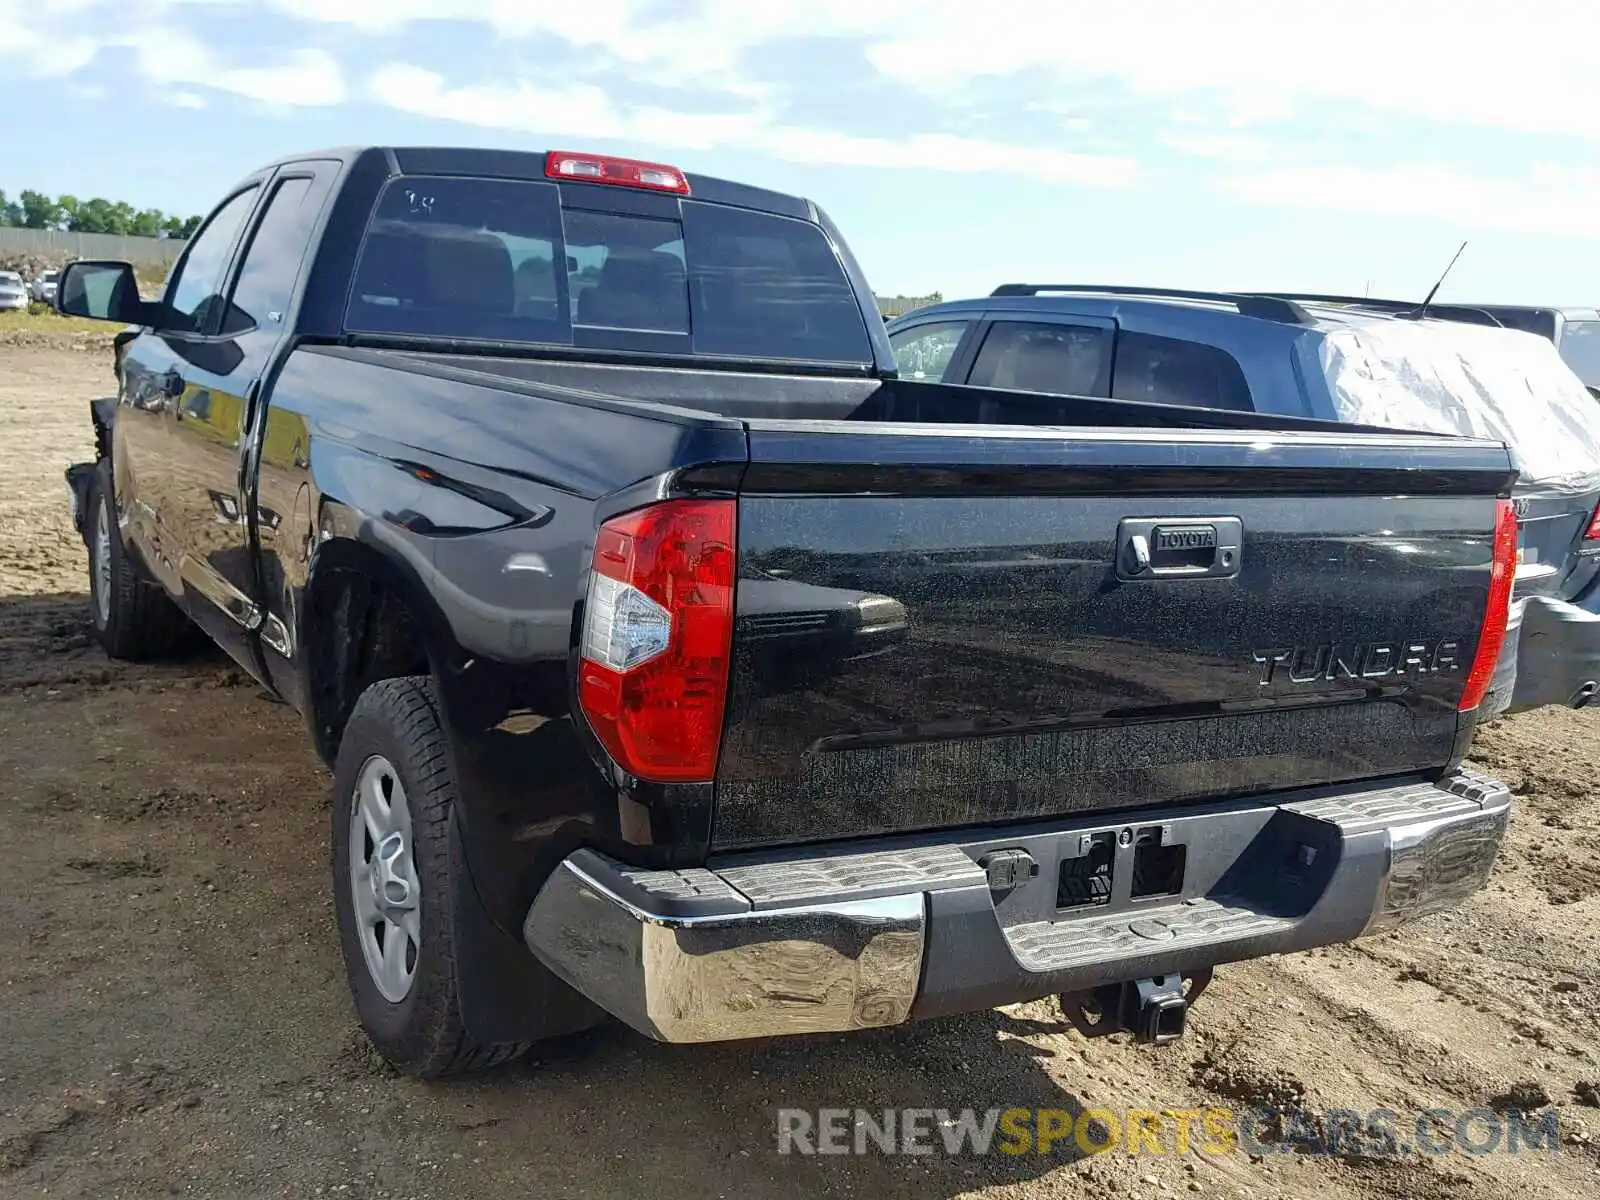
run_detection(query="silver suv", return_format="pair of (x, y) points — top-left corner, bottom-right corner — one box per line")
(0, 270), (28, 312)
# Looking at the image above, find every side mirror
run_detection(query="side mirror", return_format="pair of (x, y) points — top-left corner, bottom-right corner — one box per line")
(55, 260), (151, 326)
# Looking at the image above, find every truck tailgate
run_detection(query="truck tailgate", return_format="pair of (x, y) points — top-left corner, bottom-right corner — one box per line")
(713, 423), (1516, 849)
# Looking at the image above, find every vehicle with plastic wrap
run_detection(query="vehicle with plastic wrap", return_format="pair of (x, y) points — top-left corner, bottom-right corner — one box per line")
(890, 284), (1600, 716)
(57, 149), (1520, 1076)
(1267, 294), (1600, 397)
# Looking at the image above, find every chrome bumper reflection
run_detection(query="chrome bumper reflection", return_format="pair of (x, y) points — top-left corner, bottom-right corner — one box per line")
(522, 854), (924, 1043)
(523, 776), (1511, 1044)
(1363, 789), (1512, 935)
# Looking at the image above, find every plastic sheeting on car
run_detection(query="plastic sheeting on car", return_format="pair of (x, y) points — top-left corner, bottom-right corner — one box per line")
(1319, 319), (1600, 493)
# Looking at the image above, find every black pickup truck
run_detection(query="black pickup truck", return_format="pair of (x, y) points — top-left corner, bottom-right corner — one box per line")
(59, 146), (1519, 1077)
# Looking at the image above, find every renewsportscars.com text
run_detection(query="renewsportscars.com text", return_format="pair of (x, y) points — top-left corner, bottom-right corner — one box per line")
(776, 1106), (1560, 1158)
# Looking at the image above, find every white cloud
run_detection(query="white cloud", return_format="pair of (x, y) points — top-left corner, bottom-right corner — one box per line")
(1161, 133), (1272, 164)
(127, 29), (345, 105)
(165, 89), (209, 109)
(271, 0), (901, 74)
(370, 63), (1139, 186)
(230, 0), (1600, 143)
(1221, 162), (1600, 238)
(1, 7), (345, 106)
(10, 0), (1600, 228)
(370, 64), (762, 150)
(761, 128), (1136, 187)
(856, 0), (1600, 142)
(0, 10), (100, 75)
(16, 0), (1600, 145)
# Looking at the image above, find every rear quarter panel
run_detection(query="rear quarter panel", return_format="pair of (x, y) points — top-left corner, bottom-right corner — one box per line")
(251, 346), (748, 928)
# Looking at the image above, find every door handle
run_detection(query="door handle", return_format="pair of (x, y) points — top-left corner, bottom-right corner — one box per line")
(1116, 517), (1242, 581)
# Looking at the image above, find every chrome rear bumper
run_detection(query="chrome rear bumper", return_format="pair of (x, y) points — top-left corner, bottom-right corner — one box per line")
(522, 770), (1510, 1044)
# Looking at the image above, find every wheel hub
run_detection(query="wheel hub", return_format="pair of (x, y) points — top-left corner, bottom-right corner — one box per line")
(349, 755), (421, 1003)
(92, 495), (112, 624)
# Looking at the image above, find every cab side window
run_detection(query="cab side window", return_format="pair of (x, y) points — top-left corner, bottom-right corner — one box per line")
(165, 187), (259, 332)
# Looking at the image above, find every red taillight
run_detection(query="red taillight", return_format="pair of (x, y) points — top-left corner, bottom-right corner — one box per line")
(1458, 498), (1518, 712)
(1585, 501), (1600, 542)
(577, 499), (735, 782)
(545, 150), (691, 195)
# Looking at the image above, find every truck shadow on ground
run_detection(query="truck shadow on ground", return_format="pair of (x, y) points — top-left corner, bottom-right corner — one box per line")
(403, 995), (1102, 1194)
(0, 591), (235, 695)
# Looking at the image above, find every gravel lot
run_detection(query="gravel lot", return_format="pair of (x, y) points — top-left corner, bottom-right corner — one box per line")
(4, 343), (1600, 1200)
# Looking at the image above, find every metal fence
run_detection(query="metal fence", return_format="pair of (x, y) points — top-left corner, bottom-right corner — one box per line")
(0, 227), (188, 265)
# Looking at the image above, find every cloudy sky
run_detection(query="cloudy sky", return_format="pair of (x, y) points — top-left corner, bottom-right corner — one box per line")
(4, 0), (1599, 303)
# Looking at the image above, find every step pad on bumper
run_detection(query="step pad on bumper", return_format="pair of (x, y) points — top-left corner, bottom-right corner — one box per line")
(1280, 767), (1502, 831)
(718, 845), (984, 909)
(1005, 899), (1291, 973)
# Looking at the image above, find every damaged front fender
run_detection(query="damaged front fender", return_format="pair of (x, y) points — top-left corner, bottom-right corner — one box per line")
(64, 461), (97, 540)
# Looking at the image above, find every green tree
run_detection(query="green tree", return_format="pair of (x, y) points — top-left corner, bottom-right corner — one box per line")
(131, 208), (165, 238)
(2, 185), (202, 239)
(70, 197), (110, 233)
(18, 189), (64, 229)
(109, 201), (139, 235)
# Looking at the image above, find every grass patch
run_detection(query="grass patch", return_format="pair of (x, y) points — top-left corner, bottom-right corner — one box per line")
(1, 307), (119, 336)
(0, 308), (122, 348)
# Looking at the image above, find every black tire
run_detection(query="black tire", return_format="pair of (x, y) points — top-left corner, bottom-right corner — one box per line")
(331, 676), (534, 1078)
(85, 459), (190, 660)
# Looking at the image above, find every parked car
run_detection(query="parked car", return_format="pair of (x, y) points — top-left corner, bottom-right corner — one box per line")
(32, 268), (59, 306)
(1268, 295), (1600, 397)
(59, 148), (1517, 1078)
(0, 270), (29, 312)
(888, 284), (1600, 716)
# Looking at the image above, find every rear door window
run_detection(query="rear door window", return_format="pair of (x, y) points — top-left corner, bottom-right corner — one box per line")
(968, 321), (1109, 395)
(344, 175), (871, 363)
(890, 321), (970, 380)
(1111, 331), (1253, 412)
(222, 168), (336, 335)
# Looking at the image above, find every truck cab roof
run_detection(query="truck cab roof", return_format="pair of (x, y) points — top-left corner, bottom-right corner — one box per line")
(245, 144), (824, 224)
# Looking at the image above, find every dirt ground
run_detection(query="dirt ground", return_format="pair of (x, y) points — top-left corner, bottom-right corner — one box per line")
(4, 344), (1600, 1200)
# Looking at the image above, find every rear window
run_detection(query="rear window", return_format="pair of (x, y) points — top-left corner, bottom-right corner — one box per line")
(1559, 320), (1600, 390)
(345, 175), (872, 364)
